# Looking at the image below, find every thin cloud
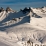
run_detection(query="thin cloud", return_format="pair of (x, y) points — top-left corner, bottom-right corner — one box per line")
(0, 0), (46, 4)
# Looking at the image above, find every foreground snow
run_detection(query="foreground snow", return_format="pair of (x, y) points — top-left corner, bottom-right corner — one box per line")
(0, 22), (46, 46)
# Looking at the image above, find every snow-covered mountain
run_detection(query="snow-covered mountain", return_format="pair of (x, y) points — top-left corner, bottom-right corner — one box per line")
(0, 6), (46, 46)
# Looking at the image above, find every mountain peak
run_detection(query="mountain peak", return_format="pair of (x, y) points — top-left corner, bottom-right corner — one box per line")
(0, 7), (4, 12)
(6, 7), (15, 12)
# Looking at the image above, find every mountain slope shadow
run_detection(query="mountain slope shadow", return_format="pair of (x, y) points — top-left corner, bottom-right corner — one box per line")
(1, 11), (27, 23)
(0, 16), (30, 31)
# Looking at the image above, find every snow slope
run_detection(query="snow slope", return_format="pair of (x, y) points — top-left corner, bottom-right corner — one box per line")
(0, 7), (46, 46)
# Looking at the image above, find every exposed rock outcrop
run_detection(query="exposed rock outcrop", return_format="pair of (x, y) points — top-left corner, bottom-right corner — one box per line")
(21, 7), (33, 14)
(6, 7), (15, 12)
(0, 7), (4, 12)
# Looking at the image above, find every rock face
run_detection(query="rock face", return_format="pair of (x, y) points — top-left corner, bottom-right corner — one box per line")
(21, 7), (33, 14)
(32, 13), (42, 18)
(0, 7), (4, 12)
(6, 7), (14, 12)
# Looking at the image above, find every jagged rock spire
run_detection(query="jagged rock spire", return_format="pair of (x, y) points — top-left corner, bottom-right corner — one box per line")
(0, 7), (4, 12)
(6, 7), (14, 12)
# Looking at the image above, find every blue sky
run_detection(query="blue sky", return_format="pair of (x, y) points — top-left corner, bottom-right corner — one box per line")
(0, 0), (46, 11)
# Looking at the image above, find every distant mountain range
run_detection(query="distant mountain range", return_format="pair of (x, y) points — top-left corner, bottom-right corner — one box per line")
(0, 6), (46, 46)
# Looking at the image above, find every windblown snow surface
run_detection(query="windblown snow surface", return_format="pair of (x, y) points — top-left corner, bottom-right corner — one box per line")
(0, 7), (46, 46)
